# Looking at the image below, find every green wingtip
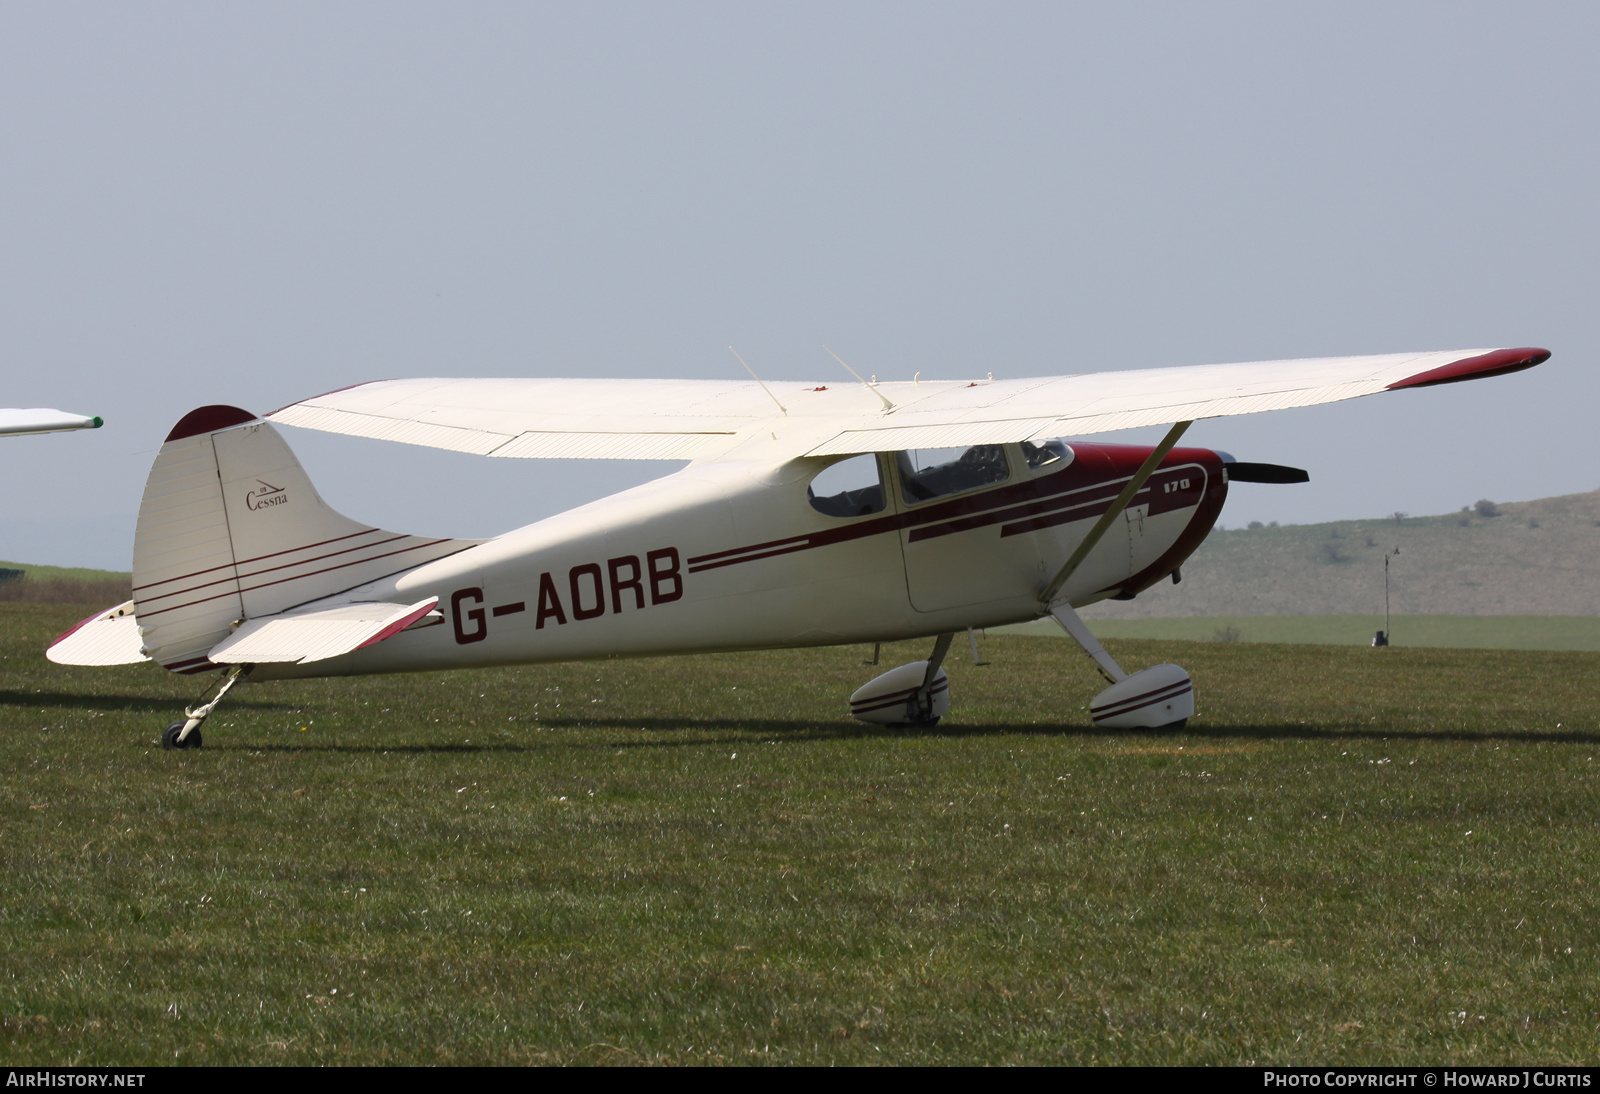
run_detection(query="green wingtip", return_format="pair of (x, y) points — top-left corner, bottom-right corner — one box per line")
(90, 416), (103, 428)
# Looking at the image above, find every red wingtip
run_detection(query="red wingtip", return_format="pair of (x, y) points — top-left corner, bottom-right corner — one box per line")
(165, 405), (258, 442)
(1387, 347), (1550, 391)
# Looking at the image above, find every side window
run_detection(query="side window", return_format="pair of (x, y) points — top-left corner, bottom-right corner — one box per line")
(1021, 438), (1072, 471)
(897, 445), (1010, 504)
(808, 454), (886, 518)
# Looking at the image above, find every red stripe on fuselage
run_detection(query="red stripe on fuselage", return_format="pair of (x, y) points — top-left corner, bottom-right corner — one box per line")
(136, 534), (415, 607)
(687, 445), (1218, 575)
(137, 539), (462, 619)
(134, 528), (388, 592)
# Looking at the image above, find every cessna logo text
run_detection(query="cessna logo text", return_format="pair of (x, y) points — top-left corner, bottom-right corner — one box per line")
(450, 548), (682, 645)
(245, 480), (288, 510)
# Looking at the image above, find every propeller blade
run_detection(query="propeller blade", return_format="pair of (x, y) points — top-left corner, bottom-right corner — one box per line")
(1224, 461), (1310, 484)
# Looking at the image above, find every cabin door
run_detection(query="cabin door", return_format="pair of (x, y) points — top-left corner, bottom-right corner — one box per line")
(894, 445), (1063, 614)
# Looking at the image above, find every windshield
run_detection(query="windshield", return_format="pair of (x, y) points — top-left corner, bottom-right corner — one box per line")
(1021, 438), (1071, 470)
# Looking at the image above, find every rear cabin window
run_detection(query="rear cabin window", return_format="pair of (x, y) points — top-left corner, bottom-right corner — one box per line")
(808, 454), (886, 517)
(897, 445), (1010, 504)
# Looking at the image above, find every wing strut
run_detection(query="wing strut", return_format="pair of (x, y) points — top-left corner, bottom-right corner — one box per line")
(1038, 420), (1192, 607)
(1049, 603), (1126, 684)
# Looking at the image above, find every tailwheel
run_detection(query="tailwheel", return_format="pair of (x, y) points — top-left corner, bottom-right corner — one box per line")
(162, 721), (203, 750)
(161, 663), (251, 752)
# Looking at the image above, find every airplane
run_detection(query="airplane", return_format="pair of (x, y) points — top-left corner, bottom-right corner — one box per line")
(46, 346), (1547, 750)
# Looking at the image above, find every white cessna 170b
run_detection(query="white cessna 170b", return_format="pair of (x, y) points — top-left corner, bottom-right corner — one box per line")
(48, 346), (1546, 749)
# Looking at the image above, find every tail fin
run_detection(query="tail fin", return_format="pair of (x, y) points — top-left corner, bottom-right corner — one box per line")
(134, 406), (480, 673)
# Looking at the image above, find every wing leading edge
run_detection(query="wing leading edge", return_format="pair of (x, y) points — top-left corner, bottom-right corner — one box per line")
(265, 347), (1548, 462)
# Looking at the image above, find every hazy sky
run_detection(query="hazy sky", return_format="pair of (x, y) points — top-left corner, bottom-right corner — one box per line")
(2, 2), (1594, 570)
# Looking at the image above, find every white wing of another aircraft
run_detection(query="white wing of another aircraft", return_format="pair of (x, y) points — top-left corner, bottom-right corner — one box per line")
(0, 409), (102, 437)
(266, 347), (1546, 461)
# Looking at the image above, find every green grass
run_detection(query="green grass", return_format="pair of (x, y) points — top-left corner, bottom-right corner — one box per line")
(999, 614), (1600, 651)
(4, 602), (1600, 1065)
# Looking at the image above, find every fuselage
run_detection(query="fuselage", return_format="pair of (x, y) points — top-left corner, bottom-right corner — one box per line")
(252, 441), (1227, 680)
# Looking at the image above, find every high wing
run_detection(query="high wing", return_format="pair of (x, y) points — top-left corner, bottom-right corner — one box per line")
(0, 408), (102, 437)
(266, 347), (1547, 462)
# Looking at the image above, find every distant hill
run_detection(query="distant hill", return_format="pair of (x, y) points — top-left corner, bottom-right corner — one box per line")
(0, 560), (131, 605)
(0, 560), (131, 584)
(998, 614), (1600, 651)
(1081, 488), (1600, 620)
(10, 488), (1600, 617)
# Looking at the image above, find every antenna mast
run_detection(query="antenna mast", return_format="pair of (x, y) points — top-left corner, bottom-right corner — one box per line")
(728, 347), (787, 416)
(825, 346), (895, 413)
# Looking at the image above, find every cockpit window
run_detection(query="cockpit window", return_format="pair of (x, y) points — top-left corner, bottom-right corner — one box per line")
(1021, 438), (1072, 471)
(897, 445), (1010, 504)
(808, 454), (886, 518)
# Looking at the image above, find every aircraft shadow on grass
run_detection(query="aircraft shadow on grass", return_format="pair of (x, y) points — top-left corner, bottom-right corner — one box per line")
(1173, 722), (1600, 746)
(37, 711), (1592, 752)
(0, 690), (300, 715)
(403, 715), (1600, 748)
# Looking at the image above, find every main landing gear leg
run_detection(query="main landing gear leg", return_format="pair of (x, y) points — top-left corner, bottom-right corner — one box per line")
(1049, 604), (1193, 731)
(906, 632), (955, 726)
(1048, 603), (1126, 685)
(163, 664), (252, 751)
(848, 632), (956, 726)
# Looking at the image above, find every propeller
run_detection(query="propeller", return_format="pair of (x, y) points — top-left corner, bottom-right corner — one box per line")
(1222, 460), (1310, 484)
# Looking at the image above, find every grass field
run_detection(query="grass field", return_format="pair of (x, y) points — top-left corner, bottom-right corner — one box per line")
(4, 602), (1599, 1065)
(1000, 614), (1600, 651)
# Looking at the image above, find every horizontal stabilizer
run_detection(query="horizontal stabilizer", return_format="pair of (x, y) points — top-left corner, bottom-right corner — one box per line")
(48, 601), (150, 666)
(208, 597), (439, 665)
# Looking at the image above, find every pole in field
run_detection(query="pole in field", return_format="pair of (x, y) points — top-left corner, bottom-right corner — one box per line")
(1374, 546), (1401, 647)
